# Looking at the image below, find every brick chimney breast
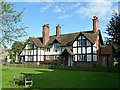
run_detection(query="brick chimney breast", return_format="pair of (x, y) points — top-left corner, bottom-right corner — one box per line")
(93, 16), (99, 33)
(56, 24), (61, 36)
(42, 24), (50, 45)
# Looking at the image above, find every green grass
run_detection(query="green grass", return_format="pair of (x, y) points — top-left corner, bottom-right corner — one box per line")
(2, 65), (120, 89)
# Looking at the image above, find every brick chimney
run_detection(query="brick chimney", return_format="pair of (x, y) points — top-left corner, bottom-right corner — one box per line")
(42, 24), (50, 45)
(56, 24), (61, 36)
(93, 16), (100, 51)
(93, 16), (99, 33)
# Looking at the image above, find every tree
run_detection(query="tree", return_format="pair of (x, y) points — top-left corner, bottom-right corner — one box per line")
(106, 12), (120, 46)
(106, 11), (120, 69)
(9, 41), (23, 62)
(0, 2), (27, 48)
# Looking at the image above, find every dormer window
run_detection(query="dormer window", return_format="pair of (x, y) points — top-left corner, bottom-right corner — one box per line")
(53, 43), (59, 52)
(53, 43), (59, 48)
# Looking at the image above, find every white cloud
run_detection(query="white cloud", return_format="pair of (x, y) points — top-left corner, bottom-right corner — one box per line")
(58, 14), (72, 19)
(76, 1), (113, 20)
(40, 4), (52, 12)
(70, 3), (81, 8)
(53, 5), (63, 13)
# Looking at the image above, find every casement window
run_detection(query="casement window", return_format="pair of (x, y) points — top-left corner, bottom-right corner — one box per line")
(46, 56), (50, 60)
(87, 55), (91, 61)
(78, 55), (87, 61)
(53, 43), (59, 48)
(28, 56), (33, 61)
(54, 55), (59, 60)
(93, 54), (97, 61)
(46, 48), (50, 52)
(27, 50), (32, 55)
(78, 39), (86, 46)
(53, 43), (59, 52)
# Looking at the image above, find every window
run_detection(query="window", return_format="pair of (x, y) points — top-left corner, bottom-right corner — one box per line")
(73, 48), (77, 54)
(86, 40), (91, 46)
(27, 50), (32, 55)
(54, 55), (59, 60)
(93, 54), (97, 61)
(46, 48), (50, 52)
(78, 55), (87, 61)
(53, 43), (59, 48)
(28, 56), (33, 61)
(53, 43), (59, 52)
(78, 39), (86, 46)
(87, 55), (91, 61)
(46, 56), (50, 60)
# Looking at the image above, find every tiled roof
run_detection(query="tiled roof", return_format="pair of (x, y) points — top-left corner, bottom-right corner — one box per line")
(61, 47), (74, 56)
(18, 37), (44, 55)
(45, 30), (102, 47)
(30, 37), (44, 48)
(82, 32), (98, 44)
(21, 30), (103, 49)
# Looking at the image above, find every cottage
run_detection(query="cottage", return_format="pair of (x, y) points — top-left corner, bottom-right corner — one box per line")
(19, 16), (113, 67)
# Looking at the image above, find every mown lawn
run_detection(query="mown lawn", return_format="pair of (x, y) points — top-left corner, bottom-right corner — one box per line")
(2, 65), (120, 89)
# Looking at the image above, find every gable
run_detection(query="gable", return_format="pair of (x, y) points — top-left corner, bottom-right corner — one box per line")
(73, 35), (92, 47)
(19, 37), (44, 55)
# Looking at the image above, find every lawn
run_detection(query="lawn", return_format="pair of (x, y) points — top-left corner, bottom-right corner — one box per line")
(2, 65), (120, 89)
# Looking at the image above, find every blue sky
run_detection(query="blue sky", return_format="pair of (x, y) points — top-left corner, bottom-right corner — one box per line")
(11, 1), (119, 42)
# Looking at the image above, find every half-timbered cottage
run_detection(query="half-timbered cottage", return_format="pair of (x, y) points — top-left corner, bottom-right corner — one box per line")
(19, 16), (113, 67)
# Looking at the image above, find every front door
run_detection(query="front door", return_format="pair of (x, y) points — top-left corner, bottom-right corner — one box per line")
(61, 55), (68, 66)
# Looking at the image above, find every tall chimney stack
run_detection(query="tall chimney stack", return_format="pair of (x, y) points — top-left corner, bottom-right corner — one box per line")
(42, 24), (50, 45)
(93, 16), (99, 33)
(56, 24), (61, 36)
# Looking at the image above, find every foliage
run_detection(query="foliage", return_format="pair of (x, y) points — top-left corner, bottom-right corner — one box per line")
(0, 2), (27, 48)
(105, 12), (120, 45)
(9, 41), (23, 62)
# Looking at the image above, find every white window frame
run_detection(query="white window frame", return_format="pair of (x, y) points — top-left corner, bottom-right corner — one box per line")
(54, 55), (59, 60)
(46, 56), (50, 60)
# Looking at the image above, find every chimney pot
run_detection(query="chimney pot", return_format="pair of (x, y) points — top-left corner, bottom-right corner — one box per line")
(93, 16), (99, 33)
(93, 16), (98, 19)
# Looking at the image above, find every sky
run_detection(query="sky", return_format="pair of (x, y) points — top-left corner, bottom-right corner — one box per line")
(8, 0), (119, 42)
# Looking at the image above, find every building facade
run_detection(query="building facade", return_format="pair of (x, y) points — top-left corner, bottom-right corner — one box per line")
(19, 16), (113, 67)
